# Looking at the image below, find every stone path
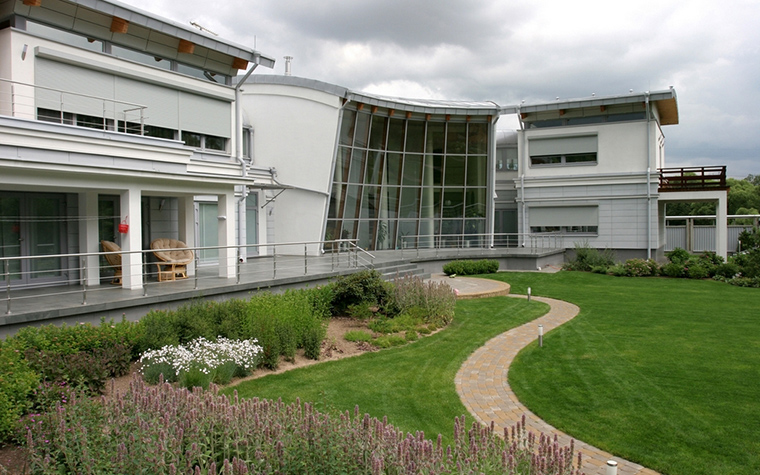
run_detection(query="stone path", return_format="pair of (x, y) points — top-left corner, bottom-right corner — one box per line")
(454, 292), (660, 475)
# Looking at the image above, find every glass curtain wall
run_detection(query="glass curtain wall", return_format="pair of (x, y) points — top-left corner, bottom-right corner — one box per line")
(326, 108), (489, 251)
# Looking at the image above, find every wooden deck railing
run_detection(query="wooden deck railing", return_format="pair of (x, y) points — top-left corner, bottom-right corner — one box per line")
(658, 166), (728, 192)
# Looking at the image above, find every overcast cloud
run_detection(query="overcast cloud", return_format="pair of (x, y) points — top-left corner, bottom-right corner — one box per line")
(129, 0), (760, 177)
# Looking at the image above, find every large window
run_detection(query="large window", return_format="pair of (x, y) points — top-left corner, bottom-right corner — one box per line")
(529, 206), (599, 234)
(529, 135), (597, 167)
(326, 108), (490, 250)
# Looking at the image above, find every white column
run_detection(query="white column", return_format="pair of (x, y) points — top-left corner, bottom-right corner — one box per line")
(217, 191), (236, 278)
(716, 192), (728, 259)
(78, 192), (100, 285)
(120, 188), (143, 289)
(178, 196), (196, 277)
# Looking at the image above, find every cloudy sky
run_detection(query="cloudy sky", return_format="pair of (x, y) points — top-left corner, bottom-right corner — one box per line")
(128, 0), (760, 178)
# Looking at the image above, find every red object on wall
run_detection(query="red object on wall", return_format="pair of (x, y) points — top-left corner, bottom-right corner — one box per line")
(118, 217), (129, 234)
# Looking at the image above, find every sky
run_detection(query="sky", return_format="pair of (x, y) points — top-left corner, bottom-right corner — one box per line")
(128, 0), (760, 178)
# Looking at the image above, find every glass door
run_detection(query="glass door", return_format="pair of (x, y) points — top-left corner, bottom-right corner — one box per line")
(0, 193), (67, 287)
(196, 202), (219, 265)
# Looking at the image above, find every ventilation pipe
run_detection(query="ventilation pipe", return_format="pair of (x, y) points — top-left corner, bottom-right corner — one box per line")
(284, 56), (293, 76)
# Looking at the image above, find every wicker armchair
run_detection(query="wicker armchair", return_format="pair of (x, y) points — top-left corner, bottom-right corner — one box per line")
(100, 240), (122, 285)
(150, 238), (194, 281)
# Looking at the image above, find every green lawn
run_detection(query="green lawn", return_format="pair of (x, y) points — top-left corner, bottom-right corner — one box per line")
(494, 272), (760, 475)
(223, 296), (548, 445)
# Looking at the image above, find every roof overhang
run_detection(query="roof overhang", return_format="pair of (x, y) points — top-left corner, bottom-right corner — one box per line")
(7, 0), (275, 74)
(501, 88), (679, 125)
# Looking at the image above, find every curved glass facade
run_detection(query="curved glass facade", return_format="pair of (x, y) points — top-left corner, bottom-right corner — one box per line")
(325, 107), (490, 250)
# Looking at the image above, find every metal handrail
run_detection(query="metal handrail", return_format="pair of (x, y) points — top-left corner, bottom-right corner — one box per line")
(0, 77), (147, 132)
(0, 238), (364, 315)
(398, 232), (567, 258)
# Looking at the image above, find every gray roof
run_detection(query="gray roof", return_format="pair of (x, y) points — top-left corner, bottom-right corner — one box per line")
(8, 0), (275, 72)
(247, 75), (500, 116)
(503, 88), (679, 125)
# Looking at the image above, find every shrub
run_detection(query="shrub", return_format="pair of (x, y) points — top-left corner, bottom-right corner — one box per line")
(25, 379), (584, 475)
(666, 247), (691, 265)
(442, 259), (498, 276)
(405, 330), (419, 342)
(687, 264), (710, 280)
(346, 301), (376, 319)
(731, 248), (760, 278)
(623, 258), (659, 277)
(608, 264), (627, 277)
(738, 226), (760, 251)
(8, 318), (142, 358)
(0, 346), (39, 442)
(715, 262), (740, 278)
(330, 270), (393, 316)
(302, 322), (325, 360)
(661, 262), (686, 278)
(565, 241), (615, 272)
(24, 343), (131, 395)
(343, 330), (372, 343)
(591, 265), (609, 274)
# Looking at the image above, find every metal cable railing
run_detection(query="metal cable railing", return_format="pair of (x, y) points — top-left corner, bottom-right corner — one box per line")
(0, 239), (366, 316)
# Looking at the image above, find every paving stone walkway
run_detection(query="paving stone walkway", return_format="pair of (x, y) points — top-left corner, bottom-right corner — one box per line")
(454, 292), (660, 475)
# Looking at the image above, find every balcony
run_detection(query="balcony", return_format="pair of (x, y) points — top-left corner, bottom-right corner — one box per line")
(0, 78), (147, 133)
(658, 166), (728, 192)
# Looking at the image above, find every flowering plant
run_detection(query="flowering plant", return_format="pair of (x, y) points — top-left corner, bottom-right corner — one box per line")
(139, 337), (262, 389)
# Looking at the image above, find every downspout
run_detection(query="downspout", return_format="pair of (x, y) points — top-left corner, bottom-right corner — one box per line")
(645, 92), (652, 260)
(234, 63), (259, 262)
(517, 106), (527, 246)
(489, 114), (498, 248)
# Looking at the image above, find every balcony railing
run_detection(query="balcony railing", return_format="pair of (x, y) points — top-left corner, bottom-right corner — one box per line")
(658, 166), (728, 192)
(0, 78), (146, 132)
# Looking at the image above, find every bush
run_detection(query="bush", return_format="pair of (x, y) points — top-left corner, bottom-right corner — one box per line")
(25, 379), (584, 475)
(330, 270), (393, 316)
(302, 323), (325, 360)
(0, 346), (39, 442)
(715, 262), (740, 278)
(738, 226), (760, 251)
(608, 264), (627, 277)
(442, 259), (499, 276)
(623, 259), (659, 277)
(591, 265), (609, 274)
(731, 248), (760, 278)
(565, 241), (615, 272)
(24, 343), (132, 394)
(687, 264), (710, 280)
(666, 247), (691, 265)
(661, 262), (686, 278)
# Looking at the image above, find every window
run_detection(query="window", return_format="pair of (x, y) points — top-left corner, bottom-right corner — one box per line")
(182, 131), (226, 151)
(531, 225), (598, 234)
(529, 206), (598, 234)
(529, 135), (597, 167)
(531, 153), (596, 166)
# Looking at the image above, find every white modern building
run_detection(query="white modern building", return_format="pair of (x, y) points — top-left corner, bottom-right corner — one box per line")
(0, 0), (728, 294)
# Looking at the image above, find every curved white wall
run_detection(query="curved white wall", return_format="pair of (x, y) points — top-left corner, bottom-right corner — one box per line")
(241, 83), (342, 246)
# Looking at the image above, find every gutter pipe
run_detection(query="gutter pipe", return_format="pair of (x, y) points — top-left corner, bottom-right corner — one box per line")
(517, 106), (527, 246)
(233, 63), (259, 262)
(645, 92), (652, 260)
